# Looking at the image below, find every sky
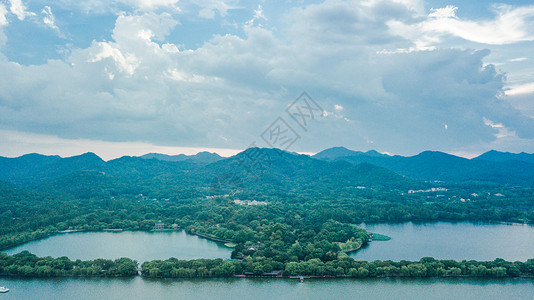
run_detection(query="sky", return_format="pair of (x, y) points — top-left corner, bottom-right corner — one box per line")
(0, 0), (534, 160)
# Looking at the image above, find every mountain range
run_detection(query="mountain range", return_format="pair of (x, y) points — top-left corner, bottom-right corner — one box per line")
(0, 148), (533, 191)
(140, 152), (222, 163)
(312, 147), (534, 186)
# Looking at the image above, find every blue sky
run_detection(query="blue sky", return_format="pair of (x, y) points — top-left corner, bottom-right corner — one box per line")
(1, 0), (534, 159)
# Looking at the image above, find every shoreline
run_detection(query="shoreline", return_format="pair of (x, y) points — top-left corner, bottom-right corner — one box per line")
(188, 231), (233, 244)
(3, 219), (530, 252)
(1, 272), (533, 280)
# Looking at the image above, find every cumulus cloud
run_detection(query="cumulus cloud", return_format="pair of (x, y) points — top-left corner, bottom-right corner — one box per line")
(89, 42), (140, 76)
(505, 82), (534, 96)
(0, 0), (533, 156)
(123, 0), (180, 11)
(390, 4), (534, 48)
(9, 0), (35, 20)
(40, 5), (65, 38)
(52, 0), (180, 14)
(0, 3), (8, 26)
(193, 0), (239, 19)
(428, 5), (457, 19)
(0, 4), (6, 48)
(0, 12), (269, 148)
(245, 4), (266, 27)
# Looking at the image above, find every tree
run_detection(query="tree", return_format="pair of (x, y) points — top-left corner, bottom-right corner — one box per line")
(220, 261), (236, 277)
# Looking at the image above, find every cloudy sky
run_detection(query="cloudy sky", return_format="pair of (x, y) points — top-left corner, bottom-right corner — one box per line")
(1, 0), (534, 159)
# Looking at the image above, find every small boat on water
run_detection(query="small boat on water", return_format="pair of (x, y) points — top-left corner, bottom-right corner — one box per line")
(0, 286), (9, 293)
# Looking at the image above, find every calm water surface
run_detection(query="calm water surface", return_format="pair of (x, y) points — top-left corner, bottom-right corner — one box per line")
(0, 277), (533, 300)
(4, 230), (231, 261)
(352, 222), (534, 261)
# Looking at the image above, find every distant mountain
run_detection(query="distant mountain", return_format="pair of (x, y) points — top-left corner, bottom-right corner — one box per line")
(140, 153), (188, 161)
(313, 147), (388, 161)
(0, 152), (105, 186)
(38, 170), (125, 199)
(140, 151), (222, 164)
(313, 147), (534, 186)
(474, 150), (534, 164)
(3, 147), (534, 193)
(0, 148), (415, 200)
(0, 151), (225, 187)
(105, 156), (198, 179)
(201, 148), (416, 193)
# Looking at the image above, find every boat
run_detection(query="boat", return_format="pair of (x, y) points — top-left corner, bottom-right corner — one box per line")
(0, 286), (9, 293)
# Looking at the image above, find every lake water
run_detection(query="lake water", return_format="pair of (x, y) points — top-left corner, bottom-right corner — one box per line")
(0, 276), (533, 300)
(4, 230), (232, 261)
(351, 222), (534, 261)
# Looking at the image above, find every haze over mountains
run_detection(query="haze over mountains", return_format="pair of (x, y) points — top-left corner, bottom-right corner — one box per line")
(312, 147), (534, 186)
(0, 147), (533, 190)
(140, 152), (222, 163)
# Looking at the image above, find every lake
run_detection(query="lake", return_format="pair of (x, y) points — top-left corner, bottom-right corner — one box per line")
(351, 222), (534, 261)
(6, 222), (533, 263)
(4, 230), (232, 262)
(0, 276), (533, 300)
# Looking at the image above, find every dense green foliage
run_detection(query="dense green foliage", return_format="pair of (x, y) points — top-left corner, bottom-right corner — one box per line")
(0, 251), (137, 277)
(141, 259), (241, 278)
(3, 251), (532, 279)
(1, 148), (534, 279)
(282, 257), (534, 278)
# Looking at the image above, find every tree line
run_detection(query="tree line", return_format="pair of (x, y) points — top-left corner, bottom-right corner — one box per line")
(2, 251), (534, 279)
(0, 251), (137, 277)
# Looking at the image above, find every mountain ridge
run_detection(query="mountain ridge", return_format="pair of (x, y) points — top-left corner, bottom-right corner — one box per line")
(312, 147), (534, 186)
(140, 151), (222, 163)
(1, 147), (534, 188)
(474, 150), (534, 164)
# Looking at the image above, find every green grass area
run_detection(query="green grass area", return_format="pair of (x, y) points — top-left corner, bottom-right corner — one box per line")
(336, 238), (363, 253)
(371, 233), (391, 241)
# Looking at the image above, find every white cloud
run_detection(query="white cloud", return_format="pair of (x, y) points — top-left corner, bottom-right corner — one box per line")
(505, 82), (534, 96)
(9, 0), (35, 21)
(0, 4), (8, 26)
(52, 0), (180, 14)
(41, 6), (57, 29)
(198, 8), (215, 19)
(363, 0), (425, 15)
(0, 1), (533, 156)
(508, 57), (528, 63)
(41, 5), (64, 38)
(89, 42), (140, 76)
(0, 3), (7, 47)
(85, 12), (180, 77)
(123, 0), (180, 11)
(429, 5), (457, 19)
(166, 68), (208, 83)
(391, 4), (534, 48)
(245, 4), (267, 27)
(192, 0), (239, 19)
(483, 118), (517, 139)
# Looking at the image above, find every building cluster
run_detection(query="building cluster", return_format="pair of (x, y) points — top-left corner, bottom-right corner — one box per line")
(233, 200), (268, 206)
